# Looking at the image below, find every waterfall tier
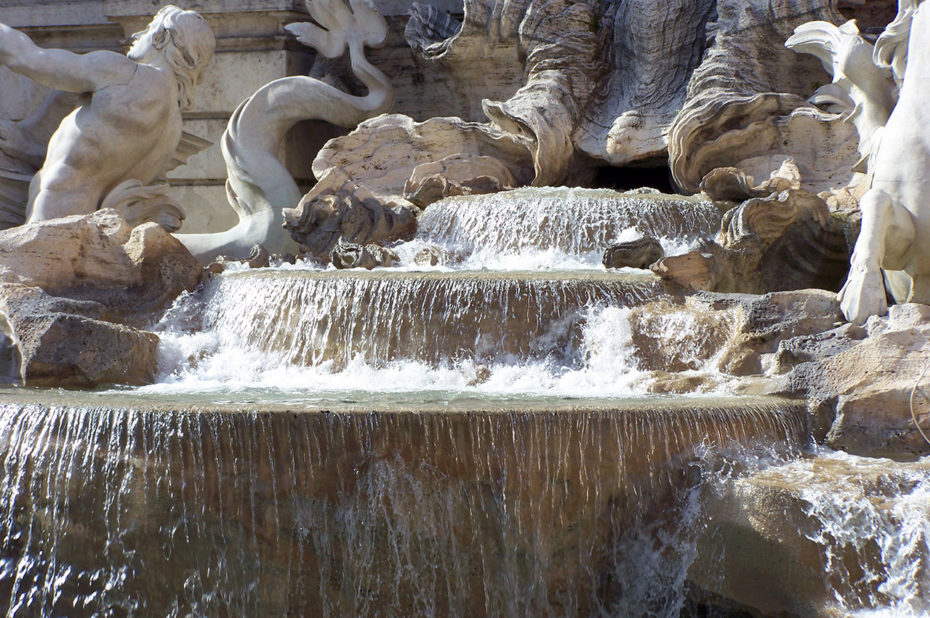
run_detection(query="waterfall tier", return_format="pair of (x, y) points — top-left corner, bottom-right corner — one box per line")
(0, 398), (808, 617)
(400, 187), (723, 268)
(159, 270), (662, 380)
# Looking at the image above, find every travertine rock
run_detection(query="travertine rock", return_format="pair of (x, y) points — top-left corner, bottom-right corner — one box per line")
(284, 173), (418, 260)
(0, 282), (159, 386)
(602, 237), (664, 270)
(309, 114), (533, 205)
(668, 0), (859, 195)
(692, 454), (930, 616)
(574, 0), (717, 166)
(788, 304), (930, 459)
(406, 0), (717, 177)
(0, 209), (202, 315)
(653, 189), (849, 295)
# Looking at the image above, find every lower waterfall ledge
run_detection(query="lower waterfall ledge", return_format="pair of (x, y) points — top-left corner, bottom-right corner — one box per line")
(0, 395), (808, 616)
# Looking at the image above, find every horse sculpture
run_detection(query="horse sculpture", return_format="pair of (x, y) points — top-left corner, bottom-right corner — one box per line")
(791, 0), (930, 324)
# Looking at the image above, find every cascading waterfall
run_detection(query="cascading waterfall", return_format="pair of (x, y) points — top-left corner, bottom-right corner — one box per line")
(399, 187), (722, 269)
(0, 400), (809, 617)
(165, 270), (659, 368)
(3, 185), (925, 615)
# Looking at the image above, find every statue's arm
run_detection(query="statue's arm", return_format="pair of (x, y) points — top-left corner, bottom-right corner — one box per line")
(0, 23), (133, 93)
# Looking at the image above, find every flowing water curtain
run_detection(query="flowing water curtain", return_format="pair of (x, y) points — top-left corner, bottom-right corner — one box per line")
(0, 401), (808, 616)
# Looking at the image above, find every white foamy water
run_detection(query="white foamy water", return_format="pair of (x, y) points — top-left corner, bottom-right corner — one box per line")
(146, 298), (654, 402)
(707, 450), (930, 616)
(390, 187), (721, 270)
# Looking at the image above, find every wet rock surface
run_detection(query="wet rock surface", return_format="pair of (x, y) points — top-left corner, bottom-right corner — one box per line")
(330, 242), (399, 270)
(692, 452), (930, 616)
(602, 237), (664, 269)
(630, 288), (930, 459)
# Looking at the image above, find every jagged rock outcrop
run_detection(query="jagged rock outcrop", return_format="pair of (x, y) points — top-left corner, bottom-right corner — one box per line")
(307, 114), (533, 206)
(652, 187), (850, 295)
(0, 209), (202, 315)
(668, 0), (860, 195)
(0, 283), (159, 387)
(0, 210), (203, 387)
(625, 288), (930, 459)
(788, 304), (930, 459)
(692, 453), (930, 616)
(602, 237), (665, 269)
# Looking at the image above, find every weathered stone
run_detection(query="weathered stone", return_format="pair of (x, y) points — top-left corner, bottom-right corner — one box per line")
(284, 176), (418, 261)
(0, 209), (202, 316)
(0, 283), (158, 387)
(330, 242), (399, 270)
(652, 190), (849, 295)
(668, 0), (859, 196)
(787, 304), (930, 459)
(602, 237), (664, 270)
(692, 454), (930, 616)
(711, 288), (844, 376)
(308, 114), (534, 206)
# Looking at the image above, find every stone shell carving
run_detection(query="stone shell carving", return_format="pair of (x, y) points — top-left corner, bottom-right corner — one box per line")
(668, 0), (861, 195)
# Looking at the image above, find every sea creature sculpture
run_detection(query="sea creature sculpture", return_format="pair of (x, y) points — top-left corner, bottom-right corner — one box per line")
(791, 0), (930, 324)
(176, 0), (394, 263)
(0, 6), (215, 231)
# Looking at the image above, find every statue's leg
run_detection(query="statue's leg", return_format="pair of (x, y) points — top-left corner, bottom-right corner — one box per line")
(909, 276), (930, 305)
(838, 188), (915, 324)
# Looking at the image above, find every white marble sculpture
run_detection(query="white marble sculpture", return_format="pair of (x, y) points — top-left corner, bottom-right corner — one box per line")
(176, 0), (394, 263)
(0, 6), (215, 231)
(791, 0), (930, 324)
(786, 20), (895, 175)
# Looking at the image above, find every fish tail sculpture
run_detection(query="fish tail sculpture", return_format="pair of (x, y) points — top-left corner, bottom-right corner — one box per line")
(176, 0), (394, 263)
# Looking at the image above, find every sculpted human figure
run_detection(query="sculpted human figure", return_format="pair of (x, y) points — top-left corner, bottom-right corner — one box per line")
(0, 5), (214, 225)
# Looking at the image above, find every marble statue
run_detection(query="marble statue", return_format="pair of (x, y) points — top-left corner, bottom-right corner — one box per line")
(791, 0), (930, 324)
(176, 0), (394, 263)
(0, 6), (215, 230)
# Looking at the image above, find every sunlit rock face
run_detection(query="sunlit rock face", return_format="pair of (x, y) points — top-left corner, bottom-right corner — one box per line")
(0, 210), (201, 386)
(668, 0), (860, 195)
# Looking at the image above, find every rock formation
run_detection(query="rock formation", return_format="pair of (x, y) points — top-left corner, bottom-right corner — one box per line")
(668, 0), (860, 195)
(0, 209), (202, 386)
(652, 179), (850, 295)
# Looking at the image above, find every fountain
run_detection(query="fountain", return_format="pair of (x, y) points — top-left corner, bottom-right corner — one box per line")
(0, 0), (928, 616)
